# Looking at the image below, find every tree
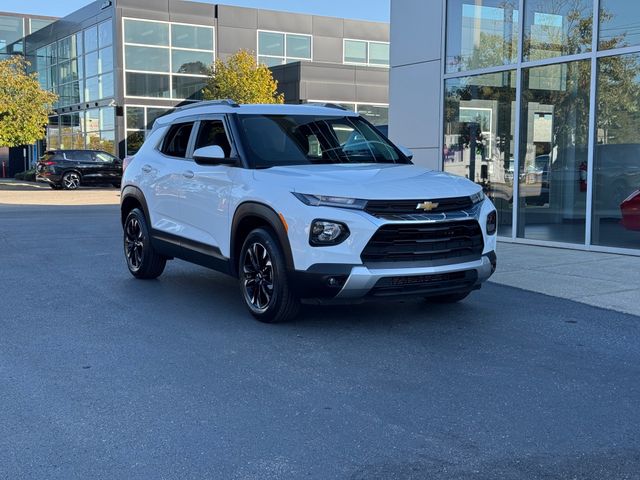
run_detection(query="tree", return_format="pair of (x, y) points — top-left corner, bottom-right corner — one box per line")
(0, 56), (57, 148)
(203, 50), (284, 104)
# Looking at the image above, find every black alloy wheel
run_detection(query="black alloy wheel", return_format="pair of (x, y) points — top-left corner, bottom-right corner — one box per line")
(239, 228), (299, 323)
(62, 172), (80, 190)
(123, 208), (166, 279)
(242, 241), (274, 313)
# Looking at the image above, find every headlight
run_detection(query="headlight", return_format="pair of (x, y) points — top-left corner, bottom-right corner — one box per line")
(293, 193), (367, 210)
(309, 220), (350, 246)
(470, 190), (485, 205)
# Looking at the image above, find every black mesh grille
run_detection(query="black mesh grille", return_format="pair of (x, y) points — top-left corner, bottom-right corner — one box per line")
(365, 196), (474, 217)
(369, 270), (478, 297)
(361, 220), (484, 264)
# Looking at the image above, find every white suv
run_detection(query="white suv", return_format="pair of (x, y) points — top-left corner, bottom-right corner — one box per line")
(121, 101), (497, 323)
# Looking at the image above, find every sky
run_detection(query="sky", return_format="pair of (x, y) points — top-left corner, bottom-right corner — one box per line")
(4, 0), (390, 23)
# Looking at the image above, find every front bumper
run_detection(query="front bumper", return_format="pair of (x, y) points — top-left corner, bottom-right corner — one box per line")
(290, 252), (496, 300)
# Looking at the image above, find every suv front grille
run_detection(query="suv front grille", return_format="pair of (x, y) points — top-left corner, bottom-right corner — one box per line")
(361, 220), (484, 264)
(365, 196), (474, 218)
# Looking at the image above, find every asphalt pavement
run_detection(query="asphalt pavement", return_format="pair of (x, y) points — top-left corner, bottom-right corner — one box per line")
(1, 204), (639, 480)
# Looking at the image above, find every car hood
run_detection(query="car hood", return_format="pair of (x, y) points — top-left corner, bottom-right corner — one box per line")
(252, 163), (480, 200)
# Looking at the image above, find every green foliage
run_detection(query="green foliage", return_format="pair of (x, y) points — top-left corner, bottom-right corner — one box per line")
(204, 50), (284, 104)
(0, 56), (57, 148)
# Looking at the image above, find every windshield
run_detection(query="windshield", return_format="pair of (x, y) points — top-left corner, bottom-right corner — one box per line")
(236, 114), (408, 168)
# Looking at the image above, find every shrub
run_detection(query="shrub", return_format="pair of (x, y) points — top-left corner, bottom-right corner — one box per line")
(15, 168), (36, 182)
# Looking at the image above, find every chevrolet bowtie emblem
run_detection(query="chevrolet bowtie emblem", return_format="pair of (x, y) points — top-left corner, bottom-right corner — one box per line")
(416, 201), (439, 212)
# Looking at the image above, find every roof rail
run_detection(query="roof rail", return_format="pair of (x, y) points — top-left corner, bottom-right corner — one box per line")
(307, 102), (349, 111)
(175, 99), (240, 111)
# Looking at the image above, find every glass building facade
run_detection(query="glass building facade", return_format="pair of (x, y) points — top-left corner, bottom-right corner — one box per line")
(35, 19), (116, 155)
(442, 0), (640, 253)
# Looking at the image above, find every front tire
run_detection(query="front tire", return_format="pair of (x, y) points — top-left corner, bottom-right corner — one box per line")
(123, 208), (166, 279)
(239, 228), (299, 323)
(426, 291), (472, 303)
(62, 171), (81, 190)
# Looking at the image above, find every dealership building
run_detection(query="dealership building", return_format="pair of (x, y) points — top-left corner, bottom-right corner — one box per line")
(0, 0), (389, 174)
(390, 0), (640, 254)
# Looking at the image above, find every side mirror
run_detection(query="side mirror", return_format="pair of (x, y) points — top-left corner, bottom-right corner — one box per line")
(193, 145), (236, 166)
(398, 145), (414, 161)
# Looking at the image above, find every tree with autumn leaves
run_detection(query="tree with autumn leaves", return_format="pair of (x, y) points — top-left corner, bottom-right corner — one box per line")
(204, 50), (284, 104)
(0, 56), (57, 150)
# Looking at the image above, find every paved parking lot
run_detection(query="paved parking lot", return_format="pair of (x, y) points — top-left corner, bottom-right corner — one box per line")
(0, 179), (119, 206)
(1, 201), (640, 479)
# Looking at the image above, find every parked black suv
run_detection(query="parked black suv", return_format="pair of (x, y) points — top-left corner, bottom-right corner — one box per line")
(36, 150), (122, 190)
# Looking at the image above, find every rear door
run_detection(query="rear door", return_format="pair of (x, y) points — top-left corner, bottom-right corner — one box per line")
(145, 121), (196, 238)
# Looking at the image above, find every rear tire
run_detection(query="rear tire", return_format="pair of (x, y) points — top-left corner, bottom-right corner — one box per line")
(62, 171), (80, 190)
(238, 228), (299, 323)
(123, 208), (166, 279)
(426, 291), (472, 303)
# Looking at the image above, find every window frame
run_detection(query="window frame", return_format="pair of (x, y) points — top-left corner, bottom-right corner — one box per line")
(256, 29), (313, 67)
(122, 17), (215, 101)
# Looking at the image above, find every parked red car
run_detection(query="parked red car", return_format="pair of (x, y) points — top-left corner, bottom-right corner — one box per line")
(621, 190), (640, 231)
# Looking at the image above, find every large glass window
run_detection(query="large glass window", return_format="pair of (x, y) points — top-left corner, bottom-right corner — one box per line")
(444, 71), (517, 237)
(172, 50), (213, 74)
(258, 31), (312, 66)
(599, 0), (640, 50)
(126, 72), (170, 98)
(124, 19), (169, 46)
(446, 0), (519, 73)
(517, 60), (591, 244)
(172, 24), (214, 50)
(126, 45), (171, 72)
(125, 105), (173, 155)
(369, 42), (390, 66)
(344, 40), (367, 64)
(0, 15), (24, 50)
(344, 40), (390, 67)
(592, 53), (640, 249)
(124, 19), (214, 99)
(98, 19), (112, 48)
(173, 76), (206, 100)
(523, 0), (592, 61)
(286, 34), (312, 59)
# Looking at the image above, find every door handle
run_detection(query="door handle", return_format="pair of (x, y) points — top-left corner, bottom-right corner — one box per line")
(141, 164), (152, 173)
(182, 170), (195, 179)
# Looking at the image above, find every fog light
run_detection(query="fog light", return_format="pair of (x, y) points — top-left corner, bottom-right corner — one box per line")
(310, 220), (350, 246)
(486, 210), (497, 235)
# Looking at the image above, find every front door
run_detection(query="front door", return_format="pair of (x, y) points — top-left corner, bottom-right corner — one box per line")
(179, 117), (236, 255)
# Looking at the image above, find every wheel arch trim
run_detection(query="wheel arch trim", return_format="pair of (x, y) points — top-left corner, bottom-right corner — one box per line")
(121, 185), (151, 227)
(231, 202), (295, 276)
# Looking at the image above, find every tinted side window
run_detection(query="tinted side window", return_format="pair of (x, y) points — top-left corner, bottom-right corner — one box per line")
(161, 122), (194, 158)
(94, 152), (117, 163)
(67, 151), (94, 161)
(194, 120), (232, 157)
